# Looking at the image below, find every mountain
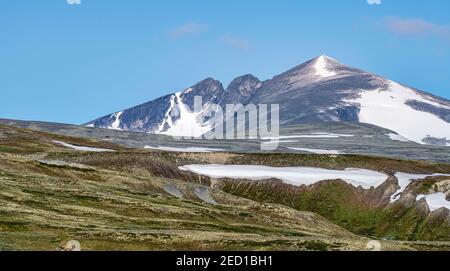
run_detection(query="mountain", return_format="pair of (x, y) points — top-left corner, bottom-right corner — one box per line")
(86, 55), (450, 146)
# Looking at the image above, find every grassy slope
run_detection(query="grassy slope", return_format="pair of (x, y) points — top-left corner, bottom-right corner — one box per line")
(1, 124), (450, 250)
(41, 134), (450, 242)
(209, 155), (450, 241)
(0, 124), (371, 251)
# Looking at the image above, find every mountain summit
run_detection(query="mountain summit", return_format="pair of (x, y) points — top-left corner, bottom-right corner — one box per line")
(86, 56), (450, 146)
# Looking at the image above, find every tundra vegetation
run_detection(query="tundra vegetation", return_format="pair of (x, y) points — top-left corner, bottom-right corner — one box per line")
(1, 124), (450, 251)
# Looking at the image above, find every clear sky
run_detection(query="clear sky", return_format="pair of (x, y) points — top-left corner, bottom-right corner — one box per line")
(1, 0), (449, 124)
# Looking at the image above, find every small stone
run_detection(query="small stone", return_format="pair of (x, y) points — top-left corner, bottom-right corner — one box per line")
(64, 240), (81, 251)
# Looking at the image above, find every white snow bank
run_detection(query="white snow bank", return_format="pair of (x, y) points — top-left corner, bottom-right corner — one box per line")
(288, 147), (342, 155)
(387, 133), (410, 142)
(262, 133), (354, 140)
(179, 164), (388, 189)
(109, 111), (123, 130)
(416, 193), (450, 211)
(157, 91), (212, 138)
(390, 173), (449, 203)
(52, 141), (115, 152)
(261, 140), (298, 147)
(145, 145), (223, 153)
(346, 81), (450, 144)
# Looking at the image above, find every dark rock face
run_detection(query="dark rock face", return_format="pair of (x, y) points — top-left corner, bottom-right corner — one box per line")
(406, 100), (450, 123)
(427, 208), (450, 225)
(86, 78), (225, 132)
(181, 78), (225, 111)
(335, 106), (360, 122)
(415, 198), (431, 217)
(221, 74), (261, 105)
(88, 94), (173, 132)
(422, 136), (450, 146)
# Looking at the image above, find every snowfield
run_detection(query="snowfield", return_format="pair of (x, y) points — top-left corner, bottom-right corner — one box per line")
(261, 140), (298, 148)
(144, 145), (223, 153)
(390, 173), (449, 203)
(110, 111), (123, 130)
(179, 164), (388, 189)
(346, 81), (450, 144)
(417, 193), (450, 211)
(387, 133), (410, 143)
(181, 164), (449, 203)
(157, 90), (212, 138)
(262, 133), (354, 140)
(288, 147), (342, 155)
(52, 141), (115, 152)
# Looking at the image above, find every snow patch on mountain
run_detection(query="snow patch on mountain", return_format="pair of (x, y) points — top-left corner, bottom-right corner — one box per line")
(110, 111), (123, 130)
(314, 55), (337, 78)
(157, 90), (212, 138)
(52, 140), (115, 152)
(417, 193), (450, 211)
(144, 145), (223, 153)
(261, 140), (298, 148)
(262, 133), (354, 140)
(288, 147), (342, 155)
(390, 173), (449, 203)
(179, 164), (388, 190)
(387, 133), (410, 142)
(346, 81), (450, 144)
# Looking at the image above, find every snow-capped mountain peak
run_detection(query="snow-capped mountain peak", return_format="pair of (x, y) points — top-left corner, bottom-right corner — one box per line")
(227, 74), (261, 96)
(314, 55), (338, 78)
(86, 55), (450, 146)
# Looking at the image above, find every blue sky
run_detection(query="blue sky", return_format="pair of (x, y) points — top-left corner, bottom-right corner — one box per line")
(1, 0), (449, 124)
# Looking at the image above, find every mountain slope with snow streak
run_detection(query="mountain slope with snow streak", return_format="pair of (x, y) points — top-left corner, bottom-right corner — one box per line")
(157, 91), (213, 138)
(110, 111), (123, 130)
